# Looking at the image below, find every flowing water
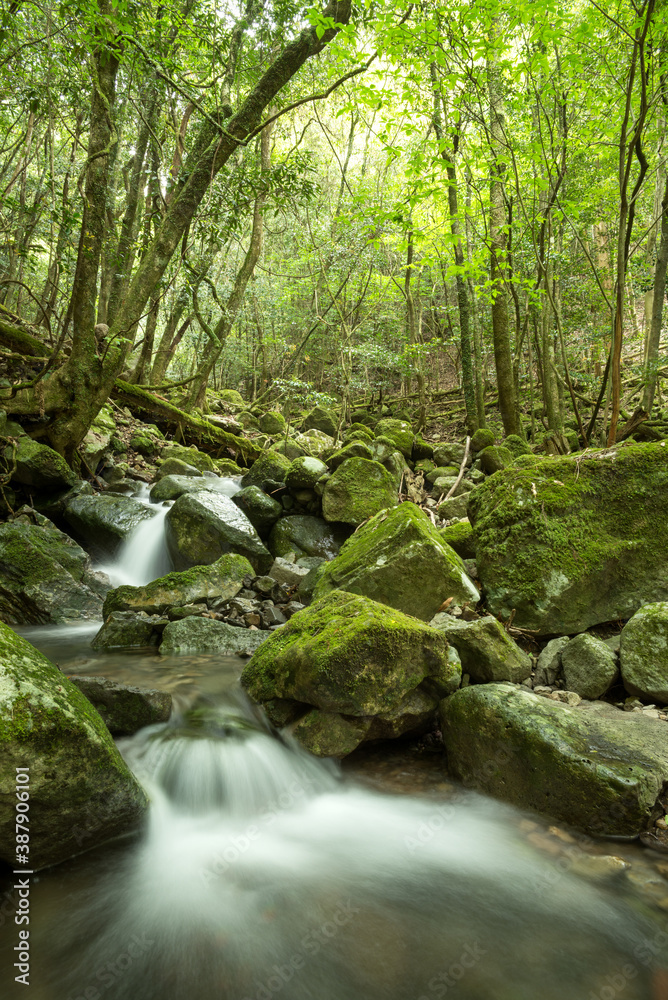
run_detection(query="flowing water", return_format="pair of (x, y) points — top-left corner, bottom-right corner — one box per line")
(2, 485), (668, 999)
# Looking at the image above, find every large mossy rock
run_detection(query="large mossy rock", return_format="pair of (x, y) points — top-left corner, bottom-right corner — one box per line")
(103, 553), (253, 617)
(430, 614), (531, 683)
(241, 590), (461, 757)
(0, 516), (105, 624)
(468, 442), (668, 635)
(159, 617), (269, 654)
(64, 494), (154, 558)
(165, 492), (271, 573)
(561, 633), (618, 700)
(268, 514), (346, 560)
(80, 405), (116, 469)
(440, 683), (668, 837)
(302, 404), (338, 437)
(620, 602), (668, 703)
(285, 456), (328, 490)
(374, 418), (414, 459)
(241, 450), (291, 491)
(313, 504), (479, 620)
(69, 676), (172, 735)
(9, 437), (78, 492)
(0, 623), (147, 870)
(160, 444), (215, 472)
(91, 610), (163, 650)
(321, 457), (397, 526)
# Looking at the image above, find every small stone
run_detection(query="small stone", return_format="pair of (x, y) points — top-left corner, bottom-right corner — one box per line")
(284, 601), (306, 618)
(244, 613), (261, 626)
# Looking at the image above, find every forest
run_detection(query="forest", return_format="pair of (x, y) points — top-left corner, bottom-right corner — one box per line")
(0, 0), (666, 451)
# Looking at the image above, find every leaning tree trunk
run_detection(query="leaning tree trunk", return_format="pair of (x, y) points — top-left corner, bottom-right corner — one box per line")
(642, 172), (668, 412)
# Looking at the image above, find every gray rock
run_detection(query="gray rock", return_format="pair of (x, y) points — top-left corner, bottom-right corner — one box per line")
(561, 633), (619, 699)
(159, 617), (269, 654)
(437, 493), (471, 520)
(231, 486), (282, 537)
(0, 623), (147, 870)
(268, 557), (311, 588)
(430, 614), (532, 683)
(154, 457), (202, 480)
(69, 675), (172, 735)
(620, 602), (668, 703)
(166, 491), (272, 573)
(268, 514), (346, 559)
(91, 611), (163, 650)
(149, 475), (219, 503)
(440, 683), (668, 837)
(64, 494), (154, 558)
(535, 636), (570, 686)
(0, 516), (105, 624)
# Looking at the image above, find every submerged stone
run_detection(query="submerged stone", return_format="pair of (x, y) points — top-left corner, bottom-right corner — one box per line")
(0, 623), (147, 870)
(70, 675), (172, 735)
(468, 442), (668, 635)
(441, 683), (668, 837)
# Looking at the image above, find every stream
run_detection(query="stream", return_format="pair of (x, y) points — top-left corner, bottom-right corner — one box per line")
(2, 489), (668, 999)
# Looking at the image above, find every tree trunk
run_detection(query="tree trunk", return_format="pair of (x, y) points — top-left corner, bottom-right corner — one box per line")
(642, 172), (668, 412)
(487, 33), (519, 436)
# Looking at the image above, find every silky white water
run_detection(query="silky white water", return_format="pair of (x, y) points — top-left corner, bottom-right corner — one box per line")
(96, 477), (242, 588)
(17, 697), (663, 1000)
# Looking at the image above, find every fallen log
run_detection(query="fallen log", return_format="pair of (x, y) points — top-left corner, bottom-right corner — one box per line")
(112, 380), (262, 465)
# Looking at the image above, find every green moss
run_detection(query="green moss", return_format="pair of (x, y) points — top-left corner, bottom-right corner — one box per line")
(471, 428), (495, 452)
(321, 457), (397, 526)
(468, 441), (668, 633)
(440, 520), (475, 559)
(241, 590), (458, 717)
(503, 434), (531, 458)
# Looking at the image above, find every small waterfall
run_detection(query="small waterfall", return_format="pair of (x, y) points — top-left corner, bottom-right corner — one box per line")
(97, 476), (241, 589)
(29, 698), (662, 1000)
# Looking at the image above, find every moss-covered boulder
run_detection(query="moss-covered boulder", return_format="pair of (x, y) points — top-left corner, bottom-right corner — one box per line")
(159, 617), (268, 655)
(433, 442), (467, 467)
(440, 683), (668, 836)
(268, 514), (346, 559)
(426, 465), (460, 484)
(471, 428), (495, 452)
(214, 458), (243, 477)
(327, 441), (374, 471)
(270, 438), (308, 461)
(321, 457), (397, 526)
(241, 590), (461, 756)
(620, 602), (668, 702)
(504, 434), (531, 458)
(241, 450), (291, 491)
(238, 410), (259, 430)
(343, 423), (374, 443)
(9, 437), (77, 492)
(64, 494), (155, 558)
(303, 405), (338, 437)
(129, 432), (158, 456)
(69, 675), (172, 735)
(258, 411), (286, 435)
(91, 610), (163, 650)
(479, 445), (513, 474)
(232, 486), (282, 537)
(165, 491), (271, 573)
(0, 623), (147, 870)
(103, 553), (253, 617)
(374, 418), (414, 459)
(0, 516), (105, 624)
(293, 429), (335, 457)
(437, 493), (471, 521)
(160, 444), (215, 473)
(149, 474), (219, 503)
(216, 389), (246, 412)
(561, 633), (619, 700)
(154, 457), (202, 480)
(440, 520), (475, 559)
(285, 456), (328, 490)
(468, 442), (668, 635)
(313, 504), (478, 620)
(430, 614), (531, 683)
